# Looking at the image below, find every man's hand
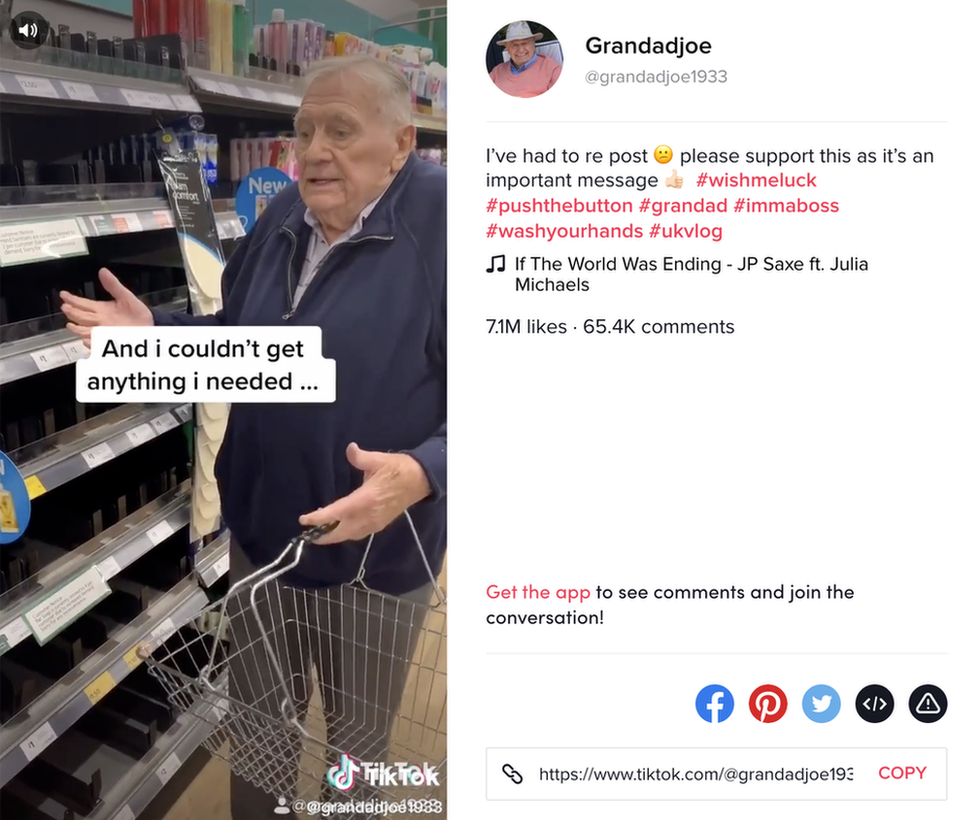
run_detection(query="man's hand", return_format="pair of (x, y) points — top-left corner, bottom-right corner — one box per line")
(299, 443), (431, 545)
(60, 268), (153, 348)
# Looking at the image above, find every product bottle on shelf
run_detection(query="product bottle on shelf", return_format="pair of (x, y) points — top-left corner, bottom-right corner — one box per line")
(232, 0), (250, 76)
(193, 0), (210, 70)
(289, 20), (302, 74)
(207, 0), (224, 74)
(154, 0), (167, 38)
(165, 0), (195, 67)
(253, 24), (265, 68)
(134, 0), (167, 38)
(220, 0), (233, 74)
(303, 20), (322, 65)
(269, 9), (287, 73)
(133, 0), (146, 38)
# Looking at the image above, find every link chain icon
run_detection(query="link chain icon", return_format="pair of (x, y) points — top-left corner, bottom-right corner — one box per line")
(502, 763), (523, 784)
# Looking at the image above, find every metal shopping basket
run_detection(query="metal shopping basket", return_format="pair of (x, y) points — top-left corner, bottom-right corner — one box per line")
(139, 513), (447, 816)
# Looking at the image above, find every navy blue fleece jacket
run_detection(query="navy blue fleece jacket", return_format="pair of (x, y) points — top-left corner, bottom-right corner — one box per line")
(153, 154), (446, 595)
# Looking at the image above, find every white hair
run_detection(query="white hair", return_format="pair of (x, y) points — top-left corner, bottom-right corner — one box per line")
(300, 56), (414, 128)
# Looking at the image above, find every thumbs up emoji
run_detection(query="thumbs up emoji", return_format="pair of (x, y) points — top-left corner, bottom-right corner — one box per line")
(665, 169), (683, 189)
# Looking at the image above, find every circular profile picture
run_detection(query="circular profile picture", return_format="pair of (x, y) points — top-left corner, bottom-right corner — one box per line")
(486, 20), (563, 98)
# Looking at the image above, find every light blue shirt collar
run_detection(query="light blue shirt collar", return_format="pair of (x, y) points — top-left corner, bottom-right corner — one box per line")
(510, 53), (538, 75)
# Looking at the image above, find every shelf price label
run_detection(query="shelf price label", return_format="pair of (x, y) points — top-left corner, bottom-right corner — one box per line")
(20, 722), (57, 761)
(157, 752), (182, 786)
(120, 88), (154, 107)
(82, 442), (115, 469)
(151, 412), (180, 434)
(97, 555), (122, 580)
(61, 339), (89, 362)
(84, 670), (116, 706)
(126, 423), (156, 448)
(115, 806), (136, 820)
(152, 210), (175, 229)
(195, 78), (223, 93)
(213, 553), (230, 580)
(147, 520), (176, 545)
(30, 345), (71, 372)
(15, 75), (59, 99)
(24, 474), (46, 499)
(123, 644), (144, 671)
(146, 92), (174, 108)
(219, 82), (244, 97)
(216, 214), (245, 239)
(247, 87), (271, 102)
(0, 617), (32, 654)
(150, 617), (177, 645)
(61, 81), (100, 103)
(171, 94), (201, 112)
(112, 213), (143, 234)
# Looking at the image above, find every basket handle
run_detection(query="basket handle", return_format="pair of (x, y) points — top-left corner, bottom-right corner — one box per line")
(158, 523), (339, 725)
(353, 509), (447, 606)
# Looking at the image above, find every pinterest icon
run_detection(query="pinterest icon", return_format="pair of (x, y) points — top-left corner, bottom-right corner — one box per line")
(750, 685), (788, 723)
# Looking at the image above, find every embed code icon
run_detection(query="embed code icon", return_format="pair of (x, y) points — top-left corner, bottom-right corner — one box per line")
(856, 684), (894, 724)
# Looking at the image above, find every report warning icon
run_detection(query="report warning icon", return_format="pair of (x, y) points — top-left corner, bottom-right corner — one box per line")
(908, 685), (947, 723)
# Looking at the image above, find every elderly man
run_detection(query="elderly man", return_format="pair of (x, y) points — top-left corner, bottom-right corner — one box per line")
(489, 20), (561, 98)
(59, 56), (445, 819)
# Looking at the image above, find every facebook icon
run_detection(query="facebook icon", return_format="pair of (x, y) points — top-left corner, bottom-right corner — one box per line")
(696, 685), (734, 724)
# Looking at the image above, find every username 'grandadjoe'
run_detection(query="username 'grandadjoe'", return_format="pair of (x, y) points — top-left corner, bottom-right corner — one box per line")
(585, 36), (712, 58)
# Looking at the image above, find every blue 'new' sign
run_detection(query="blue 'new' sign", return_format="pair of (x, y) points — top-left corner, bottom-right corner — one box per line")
(235, 168), (293, 234)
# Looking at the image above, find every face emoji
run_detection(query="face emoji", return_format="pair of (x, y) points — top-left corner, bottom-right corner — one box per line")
(654, 145), (673, 164)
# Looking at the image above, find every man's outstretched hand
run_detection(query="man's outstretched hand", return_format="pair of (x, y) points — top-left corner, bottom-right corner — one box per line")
(299, 443), (432, 545)
(60, 268), (153, 347)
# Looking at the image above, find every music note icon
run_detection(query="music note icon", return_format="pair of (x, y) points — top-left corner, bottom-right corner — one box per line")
(487, 254), (506, 273)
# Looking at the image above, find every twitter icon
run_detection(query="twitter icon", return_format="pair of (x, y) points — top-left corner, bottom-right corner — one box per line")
(802, 684), (841, 723)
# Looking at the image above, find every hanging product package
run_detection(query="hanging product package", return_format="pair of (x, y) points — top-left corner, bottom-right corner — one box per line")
(158, 144), (229, 545)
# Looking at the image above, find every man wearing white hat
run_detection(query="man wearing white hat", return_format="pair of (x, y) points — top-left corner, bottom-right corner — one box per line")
(489, 20), (561, 98)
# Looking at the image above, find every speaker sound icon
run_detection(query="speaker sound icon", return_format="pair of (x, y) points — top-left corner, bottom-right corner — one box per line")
(10, 12), (49, 49)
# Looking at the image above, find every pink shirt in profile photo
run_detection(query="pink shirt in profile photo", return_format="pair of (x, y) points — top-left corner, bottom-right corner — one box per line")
(490, 53), (562, 98)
